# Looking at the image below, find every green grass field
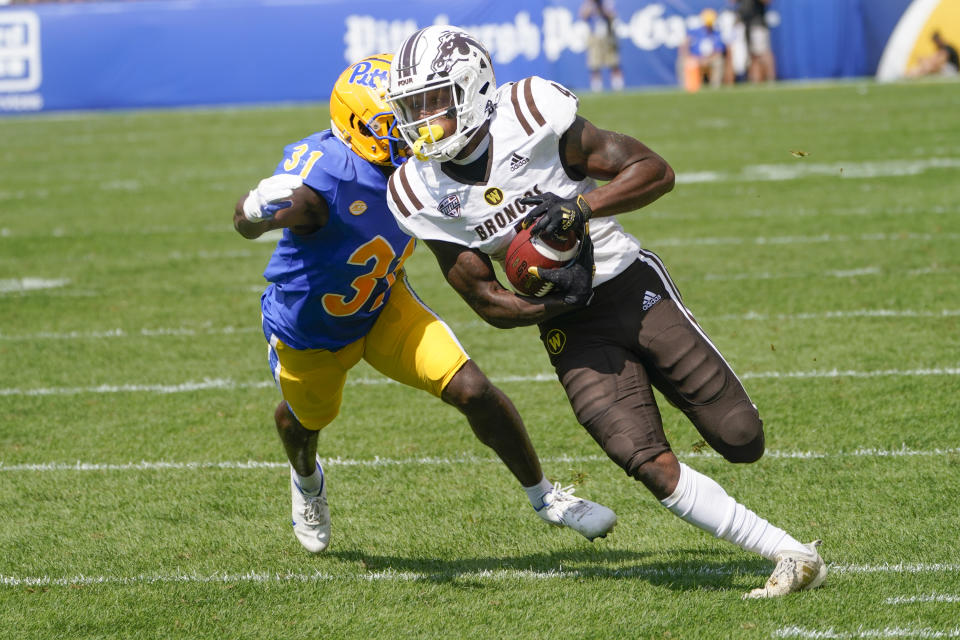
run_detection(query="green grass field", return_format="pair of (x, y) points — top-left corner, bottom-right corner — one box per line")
(2, 78), (959, 639)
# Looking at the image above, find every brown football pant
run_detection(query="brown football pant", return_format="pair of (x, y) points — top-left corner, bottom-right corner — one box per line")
(537, 250), (765, 480)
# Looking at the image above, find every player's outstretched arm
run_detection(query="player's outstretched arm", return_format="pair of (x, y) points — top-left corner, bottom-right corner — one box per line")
(233, 174), (329, 240)
(426, 239), (577, 329)
(561, 116), (676, 217)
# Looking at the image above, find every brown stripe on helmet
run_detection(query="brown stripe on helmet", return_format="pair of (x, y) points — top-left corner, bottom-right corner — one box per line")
(523, 78), (546, 127)
(511, 81), (533, 135)
(399, 28), (428, 78)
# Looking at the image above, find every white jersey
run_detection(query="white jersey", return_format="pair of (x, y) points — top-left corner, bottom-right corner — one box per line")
(386, 76), (642, 287)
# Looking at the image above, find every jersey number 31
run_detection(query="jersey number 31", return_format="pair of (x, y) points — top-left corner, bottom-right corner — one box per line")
(321, 236), (416, 317)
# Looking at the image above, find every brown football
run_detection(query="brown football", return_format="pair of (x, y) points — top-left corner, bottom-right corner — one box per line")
(504, 225), (579, 296)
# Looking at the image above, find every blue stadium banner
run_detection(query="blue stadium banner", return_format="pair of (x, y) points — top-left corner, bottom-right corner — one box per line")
(0, 0), (935, 114)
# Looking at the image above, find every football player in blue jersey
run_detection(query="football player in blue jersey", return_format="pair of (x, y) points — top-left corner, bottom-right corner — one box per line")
(233, 55), (616, 554)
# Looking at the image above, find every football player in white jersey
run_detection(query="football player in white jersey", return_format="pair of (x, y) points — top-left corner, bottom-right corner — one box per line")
(385, 25), (826, 598)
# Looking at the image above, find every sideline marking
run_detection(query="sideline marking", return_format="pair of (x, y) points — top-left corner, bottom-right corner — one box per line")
(2, 447), (958, 473)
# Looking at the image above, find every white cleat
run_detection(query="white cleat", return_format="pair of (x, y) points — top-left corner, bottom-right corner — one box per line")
(744, 540), (827, 599)
(535, 484), (617, 541)
(290, 459), (330, 553)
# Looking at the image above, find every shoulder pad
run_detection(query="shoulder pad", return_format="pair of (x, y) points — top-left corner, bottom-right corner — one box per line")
(505, 76), (579, 136)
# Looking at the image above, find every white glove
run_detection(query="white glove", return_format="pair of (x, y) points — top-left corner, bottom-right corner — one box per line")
(242, 173), (304, 222)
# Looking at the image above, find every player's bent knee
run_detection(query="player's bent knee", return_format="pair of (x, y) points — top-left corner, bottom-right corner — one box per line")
(715, 402), (765, 463)
(275, 401), (331, 432)
(442, 361), (494, 412)
(629, 452), (680, 498)
(274, 401), (301, 431)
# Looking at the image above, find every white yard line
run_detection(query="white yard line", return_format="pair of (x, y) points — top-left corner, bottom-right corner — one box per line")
(3, 309), (955, 342)
(704, 264), (954, 282)
(775, 626), (960, 639)
(2, 562), (959, 590)
(0, 326), (259, 340)
(885, 594), (960, 604)
(2, 366), (958, 397)
(739, 367), (960, 380)
(2, 158), (957, 208)
(710, 309), (960, 321)
(0, 278), (70, 293)
(677, 157), (960, 184)
(2, 447), (958, 473)
(652, 232), (960, 248)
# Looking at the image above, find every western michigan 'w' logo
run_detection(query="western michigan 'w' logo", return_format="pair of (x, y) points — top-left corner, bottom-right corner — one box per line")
(484, 187), (503, 205)
(545, 329), (566, 355)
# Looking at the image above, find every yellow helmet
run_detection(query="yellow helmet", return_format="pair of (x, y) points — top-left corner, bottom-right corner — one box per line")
(700, 8), (717, 28)
(330, 54), (406, 166)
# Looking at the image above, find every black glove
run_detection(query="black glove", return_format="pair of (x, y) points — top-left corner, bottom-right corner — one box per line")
(530, 229), (596, 306)
(519, 192), (592, 239)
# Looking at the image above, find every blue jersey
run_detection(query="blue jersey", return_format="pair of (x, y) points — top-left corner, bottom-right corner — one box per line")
(260, 131), (416, 351)
(688, 27), (726, 58)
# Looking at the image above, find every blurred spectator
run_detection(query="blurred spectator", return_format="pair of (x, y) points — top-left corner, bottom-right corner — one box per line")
(733, 0), (776, 82)
(579, 0), (625, 92)
(678, 8), (732, 91)
(906, 31), (959, 78)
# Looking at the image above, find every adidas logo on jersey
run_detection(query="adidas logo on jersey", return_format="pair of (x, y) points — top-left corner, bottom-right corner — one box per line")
(642, 290), (662, 311)
(509, 152), (529, 171)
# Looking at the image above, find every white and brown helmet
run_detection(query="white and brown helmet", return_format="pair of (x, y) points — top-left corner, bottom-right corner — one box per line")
(386, 25), (497, 161)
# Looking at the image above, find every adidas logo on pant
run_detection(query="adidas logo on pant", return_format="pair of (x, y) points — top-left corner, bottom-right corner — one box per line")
(642, 290), (662, 311)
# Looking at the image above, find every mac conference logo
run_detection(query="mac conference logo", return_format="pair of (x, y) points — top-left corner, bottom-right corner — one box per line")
(0, 11), (43, 112)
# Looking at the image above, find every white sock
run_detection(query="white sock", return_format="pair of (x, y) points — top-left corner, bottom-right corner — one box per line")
(660, 462), (807, 561)
(523, 476), (554, 510)
(295, 461), (324, 496)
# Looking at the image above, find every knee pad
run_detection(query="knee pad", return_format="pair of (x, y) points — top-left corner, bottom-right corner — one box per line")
(715, 401), (764, 463)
